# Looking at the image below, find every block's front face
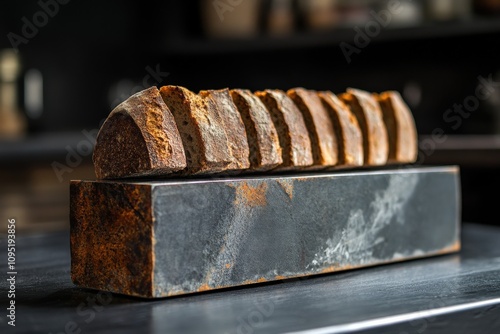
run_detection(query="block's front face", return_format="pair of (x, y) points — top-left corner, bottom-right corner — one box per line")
(151, 167), (460, 297)
(70, 181), (154, 297)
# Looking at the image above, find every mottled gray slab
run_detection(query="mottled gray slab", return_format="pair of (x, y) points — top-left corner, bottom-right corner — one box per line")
(70, 166), (461, 298)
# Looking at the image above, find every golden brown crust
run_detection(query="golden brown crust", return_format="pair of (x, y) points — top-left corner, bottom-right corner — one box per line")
(256, 89), (314, 170)
(376, 91), (418, 163)
(199, 89), (250, 172)
(287, 88), (338, 168)
(94, 86), (413, 179)
(318, 91), (363, 167)
(339, 88), (389, 166)
(230, 89), (283, 171)
(93, 87), (186, 179)
(160, 85), (232, 174)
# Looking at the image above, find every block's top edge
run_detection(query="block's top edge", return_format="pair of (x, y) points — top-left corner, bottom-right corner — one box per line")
(70, 165), (460, 186)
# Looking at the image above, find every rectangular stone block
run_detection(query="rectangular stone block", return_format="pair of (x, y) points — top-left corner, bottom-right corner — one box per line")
(70, 166), (461, 298)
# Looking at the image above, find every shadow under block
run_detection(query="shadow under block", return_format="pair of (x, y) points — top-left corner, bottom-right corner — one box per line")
(70, 166), (461, 298)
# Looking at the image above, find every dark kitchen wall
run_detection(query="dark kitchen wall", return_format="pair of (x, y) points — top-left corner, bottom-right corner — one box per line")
(0, 1), (200, 132)
(1, 0), (499, 135)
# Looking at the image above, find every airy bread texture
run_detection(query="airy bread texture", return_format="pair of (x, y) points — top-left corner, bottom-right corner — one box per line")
(287, 88), (338, 168)
(376, 91), (418, 163)
(93, 87), (186, 179)
(339, 88), (389, 166)
(256, 89), (314, 170)
(160, 85), (232, 174)
(230, 89), (283, 171)
(318, 91), (363, 167)
(199, 89), (250, 172)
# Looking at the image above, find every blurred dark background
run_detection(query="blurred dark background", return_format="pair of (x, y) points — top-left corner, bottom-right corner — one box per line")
(1, 0), (500, 232)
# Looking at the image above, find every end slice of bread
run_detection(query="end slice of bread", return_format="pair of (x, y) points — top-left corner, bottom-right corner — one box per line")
(93, 87), (186, 179)
(376, 91), (418, 163)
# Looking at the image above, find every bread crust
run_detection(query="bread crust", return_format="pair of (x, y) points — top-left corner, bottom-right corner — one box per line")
(93, 87), (186, 179)
(287, 88), (338, 168)
(199, 89), (250, 172)
(160, 86), (233, 174)
(339, 88), (389, 166)
(376, 91), (418, 163)
(256, 89), (314, 170)
(318, 91), (363, 167)
(94, 85), (415, 179)
(230, 89), (282, 171)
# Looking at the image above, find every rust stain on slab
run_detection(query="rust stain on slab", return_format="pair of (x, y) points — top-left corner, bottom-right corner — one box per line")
(434, 240), (461, 255)
(319, 263), (360, 274)
(70, 182), (154, 298)
(197, 283), (211, 292)
(232, 181), (268, 207)
(277, 179), (294, 199)
(241, 277), (269, 285)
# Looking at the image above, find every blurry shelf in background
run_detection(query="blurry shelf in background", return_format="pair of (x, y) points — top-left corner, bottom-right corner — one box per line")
(2, 132), (500, 167)
(0, 162), (95, 233)
(421, 134), (500, 167)
(164, 17), (500, 55)
(0, 132), (94, 165)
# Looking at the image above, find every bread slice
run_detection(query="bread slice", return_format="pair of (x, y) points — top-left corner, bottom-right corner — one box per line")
(287, 88), (338, 168)
(199, 89), (250, 172)
(376, 91), (418, 163)
(230, 89), (282, 171)
(159, 85), (232, 174)
(93, 87), (186, 179)
(255, 90), (314, 170)
(339, 88), (389, 166)
(318, 91), (363, 167)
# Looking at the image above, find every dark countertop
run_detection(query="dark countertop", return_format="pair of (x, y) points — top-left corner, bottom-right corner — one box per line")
(1, 223), (500, 334)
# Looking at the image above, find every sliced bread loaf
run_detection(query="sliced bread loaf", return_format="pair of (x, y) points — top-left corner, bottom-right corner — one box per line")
(93, 87), (186, 179)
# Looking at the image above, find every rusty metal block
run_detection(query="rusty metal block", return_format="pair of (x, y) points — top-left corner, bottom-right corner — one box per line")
(70, 166), (461, 298)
